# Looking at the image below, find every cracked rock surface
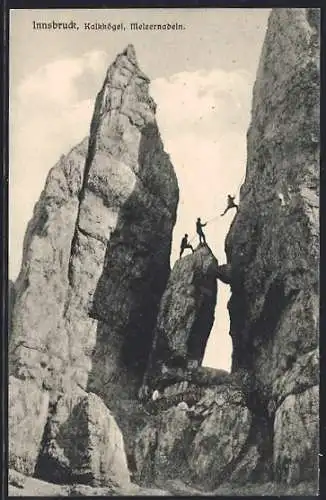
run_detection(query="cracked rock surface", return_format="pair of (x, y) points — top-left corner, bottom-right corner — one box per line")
(9, 44), (178, 484)
(225, 8), (319, 487)
(143, 245), (218, 390)
(133, 384), (257, 490)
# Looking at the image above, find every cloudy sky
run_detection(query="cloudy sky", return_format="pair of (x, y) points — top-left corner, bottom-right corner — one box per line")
(9, 8), (270, 371)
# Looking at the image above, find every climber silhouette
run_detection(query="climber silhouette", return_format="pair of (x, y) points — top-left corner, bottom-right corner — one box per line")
(221, 195), (239, 216)
(196, 218), (207, 245)
(180, 234), (194, 258)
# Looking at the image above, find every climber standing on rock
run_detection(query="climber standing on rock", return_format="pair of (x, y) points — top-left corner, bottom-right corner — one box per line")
(221, 195), (239, 216)
(179, 234), (194, 258)
(196, 218), (207, 245)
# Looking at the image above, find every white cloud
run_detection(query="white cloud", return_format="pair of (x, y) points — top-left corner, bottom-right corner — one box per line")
(16, 50), (108, 106)
(151, 69), (252, 138)
(10, 56), (254, 372)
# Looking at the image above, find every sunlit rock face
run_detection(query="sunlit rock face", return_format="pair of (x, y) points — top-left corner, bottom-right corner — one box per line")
(65, 43), (179, 402)
(9, 44), (178, 482)
(225, 8), (319, 487)
(10, 137), (88, 389)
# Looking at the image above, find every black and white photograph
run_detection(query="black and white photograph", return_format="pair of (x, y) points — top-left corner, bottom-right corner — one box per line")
(8, 7), (319, 496)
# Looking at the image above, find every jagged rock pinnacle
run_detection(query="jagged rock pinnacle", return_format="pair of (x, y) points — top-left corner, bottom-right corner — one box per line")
(122, 43), (138, 65)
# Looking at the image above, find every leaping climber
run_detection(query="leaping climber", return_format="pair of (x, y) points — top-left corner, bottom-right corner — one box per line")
(179, 234), (194, 258)
(196, 217), (207, 245)
(221, 195), (239, 216)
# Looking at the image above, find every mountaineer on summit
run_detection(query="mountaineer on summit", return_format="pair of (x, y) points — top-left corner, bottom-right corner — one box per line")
(180, 234), (194, 258)
(196, 218), (207, 245)
(221, 195), (239, 216)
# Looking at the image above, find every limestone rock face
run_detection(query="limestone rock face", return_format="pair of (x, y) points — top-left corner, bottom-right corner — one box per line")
(9, 376), (50, 476)
(188, 387), (252, 489)
(9, 280), (15, 335)
(133, 384), (257, 490)
(10, 138), (88, 388)
(69, 44), (179, 401)
(225, 8), (319, 486)
(135, 406), (191, 484)
(9, 44), (178, 482)
(36, 391), (130, 487)
(273, 385), (319, 484)
(35, 386), (89, 483)
(143, 245), (218, 388)
(10, 45), (178, 395)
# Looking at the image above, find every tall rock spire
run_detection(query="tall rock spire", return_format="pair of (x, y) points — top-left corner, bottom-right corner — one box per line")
(225, 8), (319, 486)
(9, 45), (179, 479)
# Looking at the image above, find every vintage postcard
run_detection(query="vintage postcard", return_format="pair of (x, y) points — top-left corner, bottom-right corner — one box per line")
(8, 7), (319, 496)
